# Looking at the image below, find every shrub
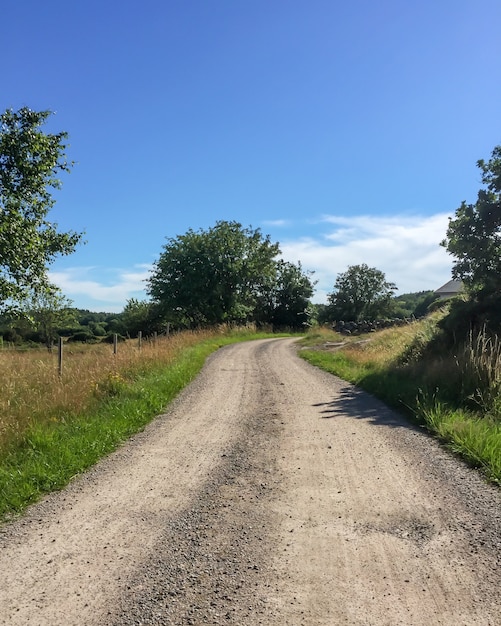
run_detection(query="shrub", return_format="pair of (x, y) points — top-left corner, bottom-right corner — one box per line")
(103, 332), (126, 343)
(67, 331), (98, 343)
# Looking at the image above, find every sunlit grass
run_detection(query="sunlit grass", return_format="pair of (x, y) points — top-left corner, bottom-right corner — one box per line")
(300, 318), (501, 484)
(417, 397), (501, 481)
(0, 331), (211, 450)
(0, 328), (287, 521)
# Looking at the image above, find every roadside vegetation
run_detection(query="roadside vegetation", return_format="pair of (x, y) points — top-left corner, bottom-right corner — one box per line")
(300, 309), (501, 484)
(0, 327), (287, 522)
(302, 144), (501, 485)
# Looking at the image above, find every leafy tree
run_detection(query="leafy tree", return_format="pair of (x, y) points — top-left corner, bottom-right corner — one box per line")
(327, 263), (397, 321)
(148, 221), (280, 327)
(0, 107), (82, 309)
(0, 309), (31, 344)
(88, 321), (107, 337)
(392, 291), (438, 318)
(106, 316), (127, 337)
(265, 261), (316, 329)
(75, 310), (112, 325)
(23, 287), (75, 350)
(120, 298), (164, 337)
(311, 303), (331, 326)
(442, 145), (501, 298)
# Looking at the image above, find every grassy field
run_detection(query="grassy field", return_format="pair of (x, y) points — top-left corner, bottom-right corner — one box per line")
(0, 328), (286, 522)
(300, 317), (501, 485)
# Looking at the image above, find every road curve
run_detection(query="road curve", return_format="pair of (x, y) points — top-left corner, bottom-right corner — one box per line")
(0, 338), (500, 625)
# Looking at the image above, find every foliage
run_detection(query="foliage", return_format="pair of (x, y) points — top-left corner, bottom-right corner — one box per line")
(392, 290), (438, 318)
(327, 263), (397, 321)
(0, 108), (83, 309)
(416, 400), (501, 481)
(67, 330), (98, 343)
(75, 310), (113, 325)
(148, 220), (311, 328)
(0, 307), (114, 346)
(120, 298), (165, 337)
(311, 303), (331, 325)
(442, 145), (501, 298)
(88, 321), (107, 337)
(22, 287), (75, 350)
(260, 260), (316, 329)
(437, 293), (501, 343)
(0, 302), (171, 347)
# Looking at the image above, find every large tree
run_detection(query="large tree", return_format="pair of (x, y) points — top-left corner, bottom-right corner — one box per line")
(442, 145), (501, 298)
(0, 107), (82, 310)
(264, 260), (316, 329)
(327, 263), (397, 321)
(148, 221), (281, 326)
(120, 298), (164, 337)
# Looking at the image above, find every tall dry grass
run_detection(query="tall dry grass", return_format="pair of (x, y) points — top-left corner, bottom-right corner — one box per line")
(458, 329), (501, 417)
(0, 330), (213, 450)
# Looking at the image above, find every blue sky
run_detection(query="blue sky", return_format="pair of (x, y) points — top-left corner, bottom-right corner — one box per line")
(3, 0), (500, 311)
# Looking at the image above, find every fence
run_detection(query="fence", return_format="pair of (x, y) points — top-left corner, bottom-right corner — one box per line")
(1, 328), (170, 376)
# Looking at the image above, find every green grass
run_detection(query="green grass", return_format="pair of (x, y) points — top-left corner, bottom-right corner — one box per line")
(300, 348), (421, 420)
(0, 331), (288, 522)
(417, 398), (501, 481)
(300, 322), (501, 484)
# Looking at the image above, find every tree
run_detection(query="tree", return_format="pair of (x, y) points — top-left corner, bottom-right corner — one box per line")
(148, 221), (281, 327)
(120, 298), (164, 337)
(265, 261), (316, 329)
(311, 302), (331, 326)
(327, 263), (397, 321)
(442, 145), (501, 298)
(392, 291), (438, 319)
(23, 286), (75, 350)
(0, 107), (82, 310)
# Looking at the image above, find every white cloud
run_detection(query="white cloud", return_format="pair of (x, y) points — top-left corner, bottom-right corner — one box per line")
(49, 265), (152, 312)
(280, 213), (453, 302)
(261, 219), (291, 227)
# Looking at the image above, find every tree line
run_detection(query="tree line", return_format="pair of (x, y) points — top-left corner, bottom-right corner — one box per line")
(1, 106), (500, 346)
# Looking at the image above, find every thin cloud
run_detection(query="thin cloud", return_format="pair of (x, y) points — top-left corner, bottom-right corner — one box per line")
(261, 219), (291, 227)
(280, 213), (453, 301)
(49, 265), (152, 311)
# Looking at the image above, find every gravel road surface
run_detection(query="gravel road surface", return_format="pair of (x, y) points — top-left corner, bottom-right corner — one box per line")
(0, 337), (500, 625)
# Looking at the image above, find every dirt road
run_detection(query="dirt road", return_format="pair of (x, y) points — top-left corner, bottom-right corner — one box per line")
(0, 338), (500, 625)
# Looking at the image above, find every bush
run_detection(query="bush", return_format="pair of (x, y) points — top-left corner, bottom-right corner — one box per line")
(89, 322), (107, 337)
(103, 332), (126, 343)
(67, 331), (98, 343)
(438, 294), (501, 345)
(58, 325), (85, 338)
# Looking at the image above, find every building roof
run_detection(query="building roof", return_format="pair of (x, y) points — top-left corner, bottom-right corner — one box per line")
(434, 279), (464, 296)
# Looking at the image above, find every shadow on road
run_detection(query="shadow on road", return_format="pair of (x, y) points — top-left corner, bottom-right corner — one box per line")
(313, 385), (419, 430)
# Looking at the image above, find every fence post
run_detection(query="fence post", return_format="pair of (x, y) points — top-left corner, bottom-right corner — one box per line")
(58, 337), (63, 377)
(166, 322), (170, 337)
(153, 331), (157, 344)
(113, 333), (118, 355)
(138, 331), (142, 349)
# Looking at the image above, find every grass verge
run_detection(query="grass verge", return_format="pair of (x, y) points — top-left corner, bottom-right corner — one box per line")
(299, 321), (501, 485)
(0, 330), (287, 522)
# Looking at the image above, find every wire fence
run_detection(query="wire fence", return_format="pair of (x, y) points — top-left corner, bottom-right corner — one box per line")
(0, 326), (172, 376)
